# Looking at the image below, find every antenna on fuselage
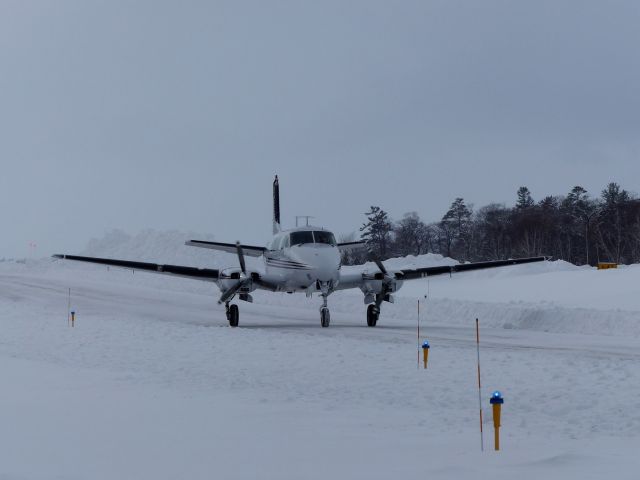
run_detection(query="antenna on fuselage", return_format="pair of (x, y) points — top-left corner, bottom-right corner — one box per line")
(295, 216), (315, 227)
(273, 175), (281, 235)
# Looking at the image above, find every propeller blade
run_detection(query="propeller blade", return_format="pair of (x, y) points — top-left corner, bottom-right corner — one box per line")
(235, 241), (246, 275)
(366, 247), (388, 276)
(218, 280), (244, 304)
(374, 259), (388, 276)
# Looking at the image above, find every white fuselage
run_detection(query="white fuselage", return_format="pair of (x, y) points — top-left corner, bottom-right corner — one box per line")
(263, 227), (341, 292)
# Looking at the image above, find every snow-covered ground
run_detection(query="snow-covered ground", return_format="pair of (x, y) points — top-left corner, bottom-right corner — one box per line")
(1, 231), (639, 479)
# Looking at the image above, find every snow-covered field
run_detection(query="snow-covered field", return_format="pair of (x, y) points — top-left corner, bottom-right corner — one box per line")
(1, 231), (639, 479)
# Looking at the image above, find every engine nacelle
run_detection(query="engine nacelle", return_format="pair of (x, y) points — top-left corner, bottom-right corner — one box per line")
(217, 268), (257, 294)
(360, 271), (404, 303)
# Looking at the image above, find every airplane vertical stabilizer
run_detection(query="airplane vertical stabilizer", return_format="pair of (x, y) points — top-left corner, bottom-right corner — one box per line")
(273, 175), (281, 235)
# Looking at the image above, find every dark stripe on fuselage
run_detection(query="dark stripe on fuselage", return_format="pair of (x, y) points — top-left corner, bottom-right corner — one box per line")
(267, 264), (311, 272)
(265, 260), (312, 270)
(265, 257), (311, 268)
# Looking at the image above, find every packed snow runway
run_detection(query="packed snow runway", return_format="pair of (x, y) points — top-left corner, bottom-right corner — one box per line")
(1, 248), (640, 479)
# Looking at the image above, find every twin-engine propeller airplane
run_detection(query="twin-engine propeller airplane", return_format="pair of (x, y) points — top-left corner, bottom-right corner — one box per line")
(54, 176), (546, 327)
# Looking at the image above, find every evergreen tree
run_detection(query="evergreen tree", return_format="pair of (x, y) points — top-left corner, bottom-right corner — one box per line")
(440, 198), (472, 259)
(360, 206), (392, 258)
(516, 186), (534, 209)
(601, 182), (629, 205)
(597, 183), (631, 263)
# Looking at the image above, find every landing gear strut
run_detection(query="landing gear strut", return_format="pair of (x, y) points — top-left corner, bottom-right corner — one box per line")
(320, 293), (330, 328)
(226, 303), (239, 327)
(366, 304), (379, 327)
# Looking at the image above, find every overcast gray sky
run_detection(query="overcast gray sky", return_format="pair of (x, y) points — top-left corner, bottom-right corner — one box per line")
(1, 0), (639, 258)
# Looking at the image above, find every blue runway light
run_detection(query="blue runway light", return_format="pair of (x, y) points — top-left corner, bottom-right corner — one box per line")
(490, 390), (504, 405)
(422, 341), (430, 349)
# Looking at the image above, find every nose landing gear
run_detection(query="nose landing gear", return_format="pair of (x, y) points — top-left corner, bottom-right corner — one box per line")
(316, 281), (334, 328)
(320, 307), (330, 328)
(319, 290), (331, 328)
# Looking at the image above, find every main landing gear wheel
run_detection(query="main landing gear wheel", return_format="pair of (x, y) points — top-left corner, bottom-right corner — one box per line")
(227, 304), (239, 327)
(320, 307), (331, 328)
(366, 305), (379, 327)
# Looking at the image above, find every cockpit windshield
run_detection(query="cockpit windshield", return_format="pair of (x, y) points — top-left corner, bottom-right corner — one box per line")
(288, 230), (337, 246)
(290, 231), (314, 246)
(313, 231), (336, 245)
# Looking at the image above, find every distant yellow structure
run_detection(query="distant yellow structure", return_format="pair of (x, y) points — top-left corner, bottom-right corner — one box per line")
(597, 262), (618, 270)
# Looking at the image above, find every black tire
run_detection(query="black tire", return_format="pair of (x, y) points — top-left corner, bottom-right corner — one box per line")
(367, 305), (378, 327)
(229, 304), (239, 327)
(320, 308), (330, 328)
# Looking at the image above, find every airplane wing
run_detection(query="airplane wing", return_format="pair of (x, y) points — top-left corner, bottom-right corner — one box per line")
(52, 254), (220, 281)
(398, 256), (548, 280)
(185, 240), (266, 257)
(337, 256), (547, 290)
(336, 241), (367, 252)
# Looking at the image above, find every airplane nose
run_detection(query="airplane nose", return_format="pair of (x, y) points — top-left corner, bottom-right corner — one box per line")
(293, 246), (340, 282)
(313, 248), (340, 282)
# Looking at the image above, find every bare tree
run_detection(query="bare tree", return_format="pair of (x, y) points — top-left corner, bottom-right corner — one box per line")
(394, 212), (431, 256)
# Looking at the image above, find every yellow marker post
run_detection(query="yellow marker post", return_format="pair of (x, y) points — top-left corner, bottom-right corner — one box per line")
(490, 391), (504, 451)
(422, 340), (430, 369)
(70, 311), (76, 328)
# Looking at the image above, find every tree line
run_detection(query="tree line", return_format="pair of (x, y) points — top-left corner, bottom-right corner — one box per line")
(351, 182), (640, 266)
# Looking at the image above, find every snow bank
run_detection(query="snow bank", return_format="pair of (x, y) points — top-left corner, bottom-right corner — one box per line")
(82, 228), (222, 266)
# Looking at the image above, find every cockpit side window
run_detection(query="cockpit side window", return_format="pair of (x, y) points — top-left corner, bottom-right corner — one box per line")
(290, 231), (314, 246)
(313, 231), (336, 246)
